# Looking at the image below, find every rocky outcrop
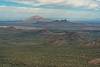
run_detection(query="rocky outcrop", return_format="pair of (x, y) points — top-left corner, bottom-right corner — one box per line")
(88, 58), (100, 65)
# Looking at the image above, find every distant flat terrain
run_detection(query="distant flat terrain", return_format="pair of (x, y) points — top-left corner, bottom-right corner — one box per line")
(1, 21), (100, 31)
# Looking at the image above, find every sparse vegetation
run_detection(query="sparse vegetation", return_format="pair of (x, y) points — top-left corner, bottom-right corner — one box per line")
(0, 28), (100, 67)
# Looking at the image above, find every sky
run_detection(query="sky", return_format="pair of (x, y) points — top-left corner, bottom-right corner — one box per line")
(0, 0), (100, 21)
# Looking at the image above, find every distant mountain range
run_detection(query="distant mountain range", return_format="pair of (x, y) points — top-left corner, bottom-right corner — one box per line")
(24, 16), (52, 23)
(0, 16), (100, 31)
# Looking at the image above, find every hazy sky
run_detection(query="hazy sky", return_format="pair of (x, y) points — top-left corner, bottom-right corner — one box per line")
(0, 0), (100, 21)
